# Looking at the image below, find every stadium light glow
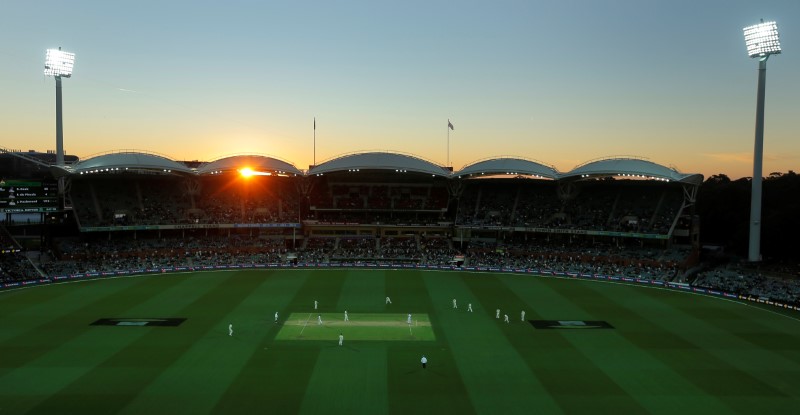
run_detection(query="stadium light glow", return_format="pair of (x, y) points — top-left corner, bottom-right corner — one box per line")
(743, 20), (781, 262)
(44, 48), (75, 77)
(744, 21), (781, 58)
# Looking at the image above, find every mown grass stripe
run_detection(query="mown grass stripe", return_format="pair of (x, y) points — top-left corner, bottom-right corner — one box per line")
(0, 273), (228, 414)
(384, 270), (477, 415)
(0, 277), (148, 344)
(211, 269), (329, 414)
(0, 275), (186, 374)
(555, 278), (786, 412)
(385, 269), (429, 314)
(337, 269), (386, 312)
(0, 280), (76, 320)
(501, 274), (726, 415)
(616, 284), (800, 409)
(1, 269), (798, 414)
(635, 285), (800, 365)
(386, 341), (478, 415)
(118, 270), (309, 415)
(425, 272), (564, 415)
(299, 344), (389, 415)
(291, 269), (348, 314)
(22, 271), (264, 415)
(468, 273), (649, 414)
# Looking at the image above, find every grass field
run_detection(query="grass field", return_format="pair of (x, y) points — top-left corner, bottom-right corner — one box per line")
(1, 268), (799, 414)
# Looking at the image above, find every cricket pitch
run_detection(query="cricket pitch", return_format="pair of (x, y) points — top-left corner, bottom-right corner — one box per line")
(275, 313), (436, 341)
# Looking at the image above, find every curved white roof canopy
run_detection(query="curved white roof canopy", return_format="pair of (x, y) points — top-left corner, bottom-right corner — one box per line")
(53, 150), (702, 186)
(456, 157), (559, 180)
(562, 158), (703, 185)
(197, 155), (302, 176)
(308, 152), (450, 177)
(69, 151), (194, 175)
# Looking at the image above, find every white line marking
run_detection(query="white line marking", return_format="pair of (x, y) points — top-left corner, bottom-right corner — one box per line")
(298, 313), (313, 336)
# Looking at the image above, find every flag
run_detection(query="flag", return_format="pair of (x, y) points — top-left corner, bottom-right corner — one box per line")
(448, 120), (454, 130)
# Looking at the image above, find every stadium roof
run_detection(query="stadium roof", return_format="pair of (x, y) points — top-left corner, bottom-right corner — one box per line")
(561, 157), (703, 185)
(52, 150), (702, 185)
(308, 152), (451, 177)
(197, 155), (302, 176)
(68, 151), (194, 175)
(456, 157), (559, 180)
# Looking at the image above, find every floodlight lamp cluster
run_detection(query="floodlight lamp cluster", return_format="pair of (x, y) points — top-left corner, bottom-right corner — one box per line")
(44, 48), (75, 77)
(79, 168), (128, 175)
(743, 21), (781, 58)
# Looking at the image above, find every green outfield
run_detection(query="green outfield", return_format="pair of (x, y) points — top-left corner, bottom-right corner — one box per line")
(1, 268), (799, 414)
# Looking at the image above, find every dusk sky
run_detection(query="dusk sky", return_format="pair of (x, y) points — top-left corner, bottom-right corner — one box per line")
(1, 0), (797, 179)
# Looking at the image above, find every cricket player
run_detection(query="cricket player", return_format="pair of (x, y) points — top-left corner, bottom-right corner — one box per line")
(339, 333), (344, 346)
(344, 310), (349, 322)
(421, 355), (427, 369)
(496, 309), (500, 319)
(318, 315), (323, 325)
(452, 298), (458, 309)
(521, 310), (526, 321)
(274, 311), (279, 323)
(504, 314), (510, 323)
(228, 323), (233, 336)
(314, 300), (318, 310)
(407, 313), (412, 325)
(468, 303), (473, 312)
(386, 296), (392, 304)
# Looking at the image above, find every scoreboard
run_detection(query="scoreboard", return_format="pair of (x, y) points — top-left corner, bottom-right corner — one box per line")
(0, 179), (60, 213)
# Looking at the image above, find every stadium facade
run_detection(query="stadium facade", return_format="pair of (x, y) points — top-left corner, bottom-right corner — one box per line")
(35, 150), (700, 252)
(1, 148), (704, 283)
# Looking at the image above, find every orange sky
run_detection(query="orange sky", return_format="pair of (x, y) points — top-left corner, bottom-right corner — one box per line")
(2, 1), (798, 179)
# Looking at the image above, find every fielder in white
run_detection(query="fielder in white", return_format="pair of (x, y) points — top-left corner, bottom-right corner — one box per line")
(504, 314), (510, 323)
(314, 300), (318, 310)
(318, 315), (323, 325)
(386, 296), (392, 304)
(339, 333), (344, 346)
(407, 313), (412, 325)
(452, 298), (458, 309)
(468, 303), (473, 312)
(344, 310), (349, 322)
(521, 310), (526, 321)
(274, 311), (279, 323)
(228, 323), (233, 336)
(496, 309), (500, 319)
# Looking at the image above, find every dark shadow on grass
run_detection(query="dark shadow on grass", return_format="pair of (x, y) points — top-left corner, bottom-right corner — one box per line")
(327, 344), (361, 352)
(404, 367), (446, 377)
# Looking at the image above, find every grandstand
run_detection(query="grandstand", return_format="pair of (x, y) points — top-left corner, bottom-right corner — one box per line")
(6, 150), (701, 275)
(6, 147), (800, 309)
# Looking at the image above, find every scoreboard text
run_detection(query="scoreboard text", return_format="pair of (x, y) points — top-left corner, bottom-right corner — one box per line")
(0, 180), (60, 213)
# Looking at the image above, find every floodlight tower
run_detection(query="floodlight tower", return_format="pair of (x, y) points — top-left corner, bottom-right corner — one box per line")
(743, 21), (781, 262)
(44, 47), (75, 192)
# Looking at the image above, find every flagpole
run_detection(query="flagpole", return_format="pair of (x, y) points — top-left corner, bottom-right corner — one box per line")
(447, 120), (450, 168)
(313, 117), (316, 167)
